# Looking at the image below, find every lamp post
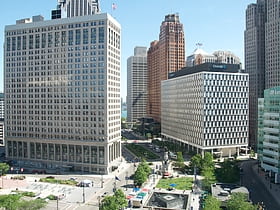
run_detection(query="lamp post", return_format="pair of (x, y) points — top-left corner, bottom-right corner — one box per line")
(101, 175), (103, 188)
(125, 171), (128, 191)
(83, 184), (85, 203)
(98, 196), (101, 208)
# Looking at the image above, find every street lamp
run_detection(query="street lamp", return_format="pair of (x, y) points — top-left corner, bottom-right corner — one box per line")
(125, 171), (128, 191)
(101, 175), (104, 188)
(82, 184), (85, 203)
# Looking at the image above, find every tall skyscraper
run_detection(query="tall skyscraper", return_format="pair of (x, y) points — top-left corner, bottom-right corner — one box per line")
(4, 12), (121, 174)
(245, 0), (266, 149)
(0, 93), (4, 146)
(127, 47), (148, 123)
(52, 0), (100, 19)
(147, 14), (185, 122)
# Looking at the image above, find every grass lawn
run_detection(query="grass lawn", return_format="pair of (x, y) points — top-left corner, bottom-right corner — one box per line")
(156, 177), (193, 190)
(125, 144), (160, 160)
(39, 177), (78, 186)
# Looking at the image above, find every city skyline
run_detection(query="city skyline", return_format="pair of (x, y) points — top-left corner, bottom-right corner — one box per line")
(0, 0), (253, 100)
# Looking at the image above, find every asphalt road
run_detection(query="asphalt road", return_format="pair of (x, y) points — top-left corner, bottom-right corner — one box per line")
(240, 160), (280, 210)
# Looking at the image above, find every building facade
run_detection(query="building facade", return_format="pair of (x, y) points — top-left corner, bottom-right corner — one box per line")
(0, 93), (4, 146)
(4, 13), (121, 174)
(127, 47), (148, 123)
(161, 63), (249, 157)
(147, 14), (185, 122)
(258, 86), (280, 183)
(52, 0), (100, 19)
(245, 0), (266, 149)
(186, 48), (241, 68)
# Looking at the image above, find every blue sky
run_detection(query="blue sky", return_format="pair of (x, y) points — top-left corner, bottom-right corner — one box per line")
(0, 0), (253, 100)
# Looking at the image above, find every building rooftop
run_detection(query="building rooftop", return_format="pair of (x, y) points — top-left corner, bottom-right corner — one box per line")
(169, 62), (243, 79)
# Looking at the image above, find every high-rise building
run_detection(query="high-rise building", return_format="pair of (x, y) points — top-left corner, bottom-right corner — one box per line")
(52, 0), (100, 19)
(4, 13), (121, 174)
(245, 0), (266, 149)
(147, 14), (185, 122)
(186, 48), (241, 67)
(258, 86), (280, 183)
(127, 47), (148, 123)
(161, 63), (249, 157)
(0, 93), (4, 146)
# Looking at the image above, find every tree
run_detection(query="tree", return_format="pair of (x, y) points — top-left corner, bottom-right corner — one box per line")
(202, 152), (214, 170)
(138, 159), (151, 175)
(215, 159), (240, 183)
(0, 163), (10, 176)
(134, 166), (147, 186)
(227, 193), (256, 210)
(203, 195), (221, 210)
(100, 189), (127, 210)
(175, 152), (185, 169)
(189, 154), (202, 172)
(100, 196), (118, 210)
(114, 189), (127, 209)
(201, 167), (216, 190)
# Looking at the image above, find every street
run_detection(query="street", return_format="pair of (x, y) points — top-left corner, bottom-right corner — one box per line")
(241, 160), (280, 210)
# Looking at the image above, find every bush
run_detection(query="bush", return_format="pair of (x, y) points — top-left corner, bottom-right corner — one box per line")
(46, 194), (57, 200)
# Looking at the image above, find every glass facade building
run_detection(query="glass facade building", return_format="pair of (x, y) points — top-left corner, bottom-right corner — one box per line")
(4, 13), (121, 174)
(258, 86), (280, 183)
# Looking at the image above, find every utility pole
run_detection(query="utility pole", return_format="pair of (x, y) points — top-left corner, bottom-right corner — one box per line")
(125, 171), (128, 191)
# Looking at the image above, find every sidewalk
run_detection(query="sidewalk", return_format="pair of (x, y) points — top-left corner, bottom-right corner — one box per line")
(252, 163), (280, 207)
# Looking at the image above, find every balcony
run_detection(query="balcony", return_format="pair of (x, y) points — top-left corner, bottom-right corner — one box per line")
(263, 127), (279, 134)
(263, 149), (279, 157)
(263, 156), (279, 165)
(263, 141), (279, 149)
(264, 112), (279, 118)
(263, 120), (279, 127)
(264, 134), (279, 141)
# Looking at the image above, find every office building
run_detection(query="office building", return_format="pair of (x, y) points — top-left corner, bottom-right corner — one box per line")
(147, 14), (185, 122)
(4, 12), (121, 174)
(0, 93), (4, 146)
(52, 0), (100, 19)
(186, 48), (240, 68)
(161, 63), (249, 157)
(245, 0), (266, 149)
(127, 47), (148, 123)
(258, 86), (280, 183)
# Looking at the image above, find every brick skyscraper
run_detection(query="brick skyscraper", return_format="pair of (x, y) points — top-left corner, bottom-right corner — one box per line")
(147, 14), (185, 122)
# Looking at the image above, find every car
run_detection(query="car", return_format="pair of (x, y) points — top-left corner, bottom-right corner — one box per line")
(69, 177), (77, 181)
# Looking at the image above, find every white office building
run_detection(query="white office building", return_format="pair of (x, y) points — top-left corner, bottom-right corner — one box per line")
(161, 63), (249, 157)
(127, 47), (148, 123)
(4, 13), (121, 174)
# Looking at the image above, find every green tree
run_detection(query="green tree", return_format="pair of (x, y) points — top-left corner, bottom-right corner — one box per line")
(175, 152), (185, 169)
(0, 194), (21, 210)
(189, 154), (202, 171)
(203, 195), (221, 210)
(138, 159), (151, 175)
(0, 163), (10, 176)
(227, 193), (256, 210)
(114, 189), (127, 209)
(134, 166), (147, 186)
(100, 196), (118, 210)
(17, 199), (46, 210)
(201, 167), (216, 190)
(100, 189), (127, 210)
(202, 152), (214, 170)
(215, 160), (240, 183)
